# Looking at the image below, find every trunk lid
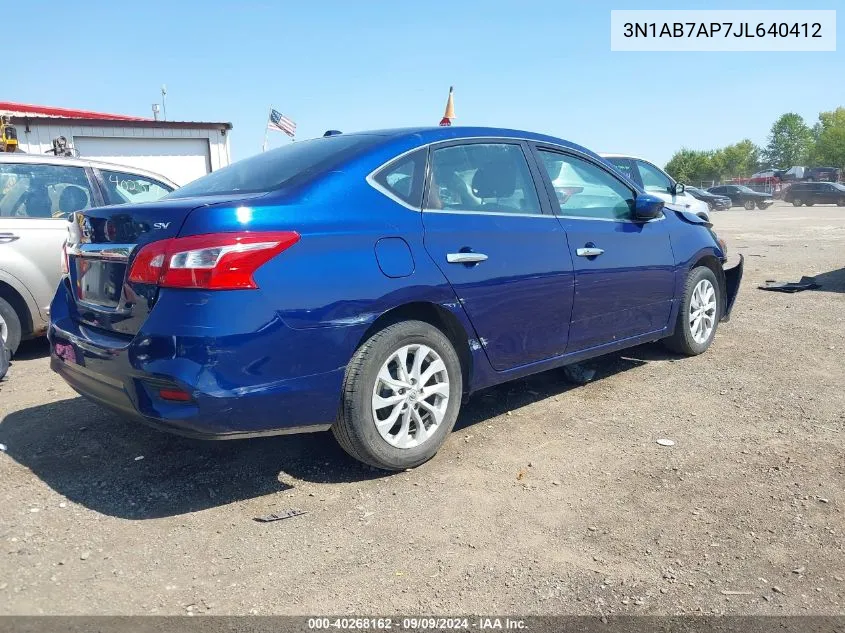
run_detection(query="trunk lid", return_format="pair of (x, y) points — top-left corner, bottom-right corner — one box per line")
(67, 194), (263, 337)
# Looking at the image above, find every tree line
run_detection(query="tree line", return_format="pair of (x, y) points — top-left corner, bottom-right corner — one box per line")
(664, 107), (845, 185)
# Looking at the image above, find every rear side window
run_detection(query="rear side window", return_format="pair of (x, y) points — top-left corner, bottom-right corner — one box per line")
(167, 134), (381, 198)
(426, 143), (541, 215)
(0, 163), (94, 218)
(100, 169), (173, 205)
(371, 148), (426, 208)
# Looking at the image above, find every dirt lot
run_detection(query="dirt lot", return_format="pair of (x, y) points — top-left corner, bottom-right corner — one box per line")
(1, 203), (843, 616)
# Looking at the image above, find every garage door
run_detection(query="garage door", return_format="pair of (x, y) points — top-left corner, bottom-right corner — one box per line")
(73, 137), (211, 186)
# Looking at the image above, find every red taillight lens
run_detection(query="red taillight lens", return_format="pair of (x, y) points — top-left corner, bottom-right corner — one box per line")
(127, 232), (300, 290)
(158, 387), (192, 402)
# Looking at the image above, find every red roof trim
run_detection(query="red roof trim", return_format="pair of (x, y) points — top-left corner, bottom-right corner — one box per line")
(0, 101), (151, 121)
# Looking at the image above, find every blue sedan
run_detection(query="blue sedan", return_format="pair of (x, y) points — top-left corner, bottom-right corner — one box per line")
(49, 127), (743, 470)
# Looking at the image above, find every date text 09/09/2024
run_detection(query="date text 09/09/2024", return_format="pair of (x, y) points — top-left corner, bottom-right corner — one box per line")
(623, 22), (822, 38)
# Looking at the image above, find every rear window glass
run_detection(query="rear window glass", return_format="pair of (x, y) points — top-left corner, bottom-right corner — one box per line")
(167, 134), (381, 198)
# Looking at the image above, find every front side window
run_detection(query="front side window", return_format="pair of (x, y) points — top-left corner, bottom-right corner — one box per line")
(636, 160), (673, 195)
(100, 170), (173, 205)
(371, 148), (426, 208)
(426, 143), (541, 215)
(538, 150), (634, 220)
(0, 163), (93, 218)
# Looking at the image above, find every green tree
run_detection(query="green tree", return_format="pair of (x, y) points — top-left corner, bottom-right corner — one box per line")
(762, 113), (812, 168)
(809, 107), (845, 168)
(720, 140), (760, 179)
(664, 148), (712, 184)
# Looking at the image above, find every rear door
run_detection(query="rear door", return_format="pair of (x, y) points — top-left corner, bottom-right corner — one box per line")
(532, 146), (676, 352)
(0, 162), (98, 322)
(421, 140), (574, 371)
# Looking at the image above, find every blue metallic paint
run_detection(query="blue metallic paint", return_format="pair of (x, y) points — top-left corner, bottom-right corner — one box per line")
(49, 126), (739, 439)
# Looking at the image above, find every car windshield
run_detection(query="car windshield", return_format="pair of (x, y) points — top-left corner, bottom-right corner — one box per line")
(834, 183), (845, 192)
(735, 185), (756, 193)
(166, 134), (382, 198)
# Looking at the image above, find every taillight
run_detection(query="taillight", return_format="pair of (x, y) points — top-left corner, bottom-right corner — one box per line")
(127, 231), (300, 290)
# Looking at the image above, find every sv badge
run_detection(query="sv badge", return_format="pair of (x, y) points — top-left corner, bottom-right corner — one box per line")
(153, 222), (171, 230)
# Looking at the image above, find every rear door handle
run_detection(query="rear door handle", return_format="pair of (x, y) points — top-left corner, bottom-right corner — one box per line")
(576, 247), (604, 257)
(0, 232), (20, 244)
(447, 252), (488, 264)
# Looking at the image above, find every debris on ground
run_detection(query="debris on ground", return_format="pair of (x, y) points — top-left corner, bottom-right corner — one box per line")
(656, 438), (676, 447)
(758, 277), (820, 293)
(253, 509), (307, 523)
(134, 456), (144, 461)
(720, 590), (753, 596)
(562, 363), (596, 385)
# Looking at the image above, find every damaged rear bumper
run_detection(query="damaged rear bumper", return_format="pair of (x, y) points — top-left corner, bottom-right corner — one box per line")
(721, 254), (744, 322)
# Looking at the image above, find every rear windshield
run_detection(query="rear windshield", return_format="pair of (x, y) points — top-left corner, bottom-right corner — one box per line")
(166, 134), (381, 198)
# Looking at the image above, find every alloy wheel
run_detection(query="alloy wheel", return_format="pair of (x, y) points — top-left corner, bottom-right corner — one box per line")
(689, 279), (717, 344)
(371, 344), (450, 449)
(0, 312), (7, 345)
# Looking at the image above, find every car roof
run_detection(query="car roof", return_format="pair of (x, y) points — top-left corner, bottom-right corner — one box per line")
(334, 126), (602, 160)
(0, 152), (177, 187)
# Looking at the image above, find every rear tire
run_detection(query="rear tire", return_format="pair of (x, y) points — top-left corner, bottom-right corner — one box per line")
(743, 200), (756, 210)
(333, 320), (463, 471)
(0, 296), (22, 356)
(792, 198), (802, 207)
(663, 266), (721, 356)
(838, 198), (845, 207)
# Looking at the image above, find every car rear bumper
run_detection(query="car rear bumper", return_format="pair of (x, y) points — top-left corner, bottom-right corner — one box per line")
(48, 282), (349, 439)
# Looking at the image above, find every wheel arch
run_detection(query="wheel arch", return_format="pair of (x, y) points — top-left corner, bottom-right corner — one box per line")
(356, 302), (473, 393)
(691, 254), (727, 320)
(0, 280), (34, 338)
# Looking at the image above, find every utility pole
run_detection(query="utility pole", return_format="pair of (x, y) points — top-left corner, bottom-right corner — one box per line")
(161, 85), (167, 121)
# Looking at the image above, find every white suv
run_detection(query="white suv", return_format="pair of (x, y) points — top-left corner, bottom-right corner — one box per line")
(600, 154), (711, 220)
(0, 154), (176, 355)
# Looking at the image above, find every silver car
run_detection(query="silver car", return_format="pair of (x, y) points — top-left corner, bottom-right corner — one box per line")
(0, 154), (176, 355)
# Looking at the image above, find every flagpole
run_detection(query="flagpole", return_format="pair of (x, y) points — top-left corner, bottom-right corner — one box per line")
(262, 104), (272, 152)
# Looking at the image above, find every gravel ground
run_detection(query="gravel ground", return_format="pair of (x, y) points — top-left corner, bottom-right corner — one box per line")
(1, 203), (843, 616)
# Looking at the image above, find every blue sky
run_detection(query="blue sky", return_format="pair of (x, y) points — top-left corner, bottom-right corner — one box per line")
(7, 0), (843, 166)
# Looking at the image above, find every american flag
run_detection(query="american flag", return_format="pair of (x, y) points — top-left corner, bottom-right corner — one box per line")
(268, 109), (296, 137)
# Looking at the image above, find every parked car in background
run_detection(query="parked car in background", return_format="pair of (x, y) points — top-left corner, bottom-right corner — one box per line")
(707, 184), (774, 210)
(780, 166), (807, 182)
(685, 186), (731, 211)
(0, 154), (175, 355)
(50, 127), (742, 471)
(783, 182), (845, 207)
(748, 169), (784, 183)
(806, 166), (841, 182)
(600, 154), (710, 220)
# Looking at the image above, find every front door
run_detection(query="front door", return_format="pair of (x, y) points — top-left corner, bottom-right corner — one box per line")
(533, 146), (676, 352)
(421, 141), (574, 371)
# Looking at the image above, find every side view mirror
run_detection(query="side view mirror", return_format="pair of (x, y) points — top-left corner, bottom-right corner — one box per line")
(672, 182), (686, 195)
(634, 193), (665, 220)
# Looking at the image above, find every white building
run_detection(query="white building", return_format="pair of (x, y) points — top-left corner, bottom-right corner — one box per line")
(1, 101), (232, 186)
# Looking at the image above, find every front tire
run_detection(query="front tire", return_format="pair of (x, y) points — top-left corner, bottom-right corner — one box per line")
(792, 198), (802, 207)
(664, 266), (721, 356)
(838, 198), (845, 207)
(0, 296), (22, 356)
(333, 320), (463, 470)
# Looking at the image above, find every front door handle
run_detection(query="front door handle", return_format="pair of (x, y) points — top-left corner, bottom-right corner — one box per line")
(576, 247), (604, 257)
(0, 232), (20, 244)
(447, 252), (488, 264)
